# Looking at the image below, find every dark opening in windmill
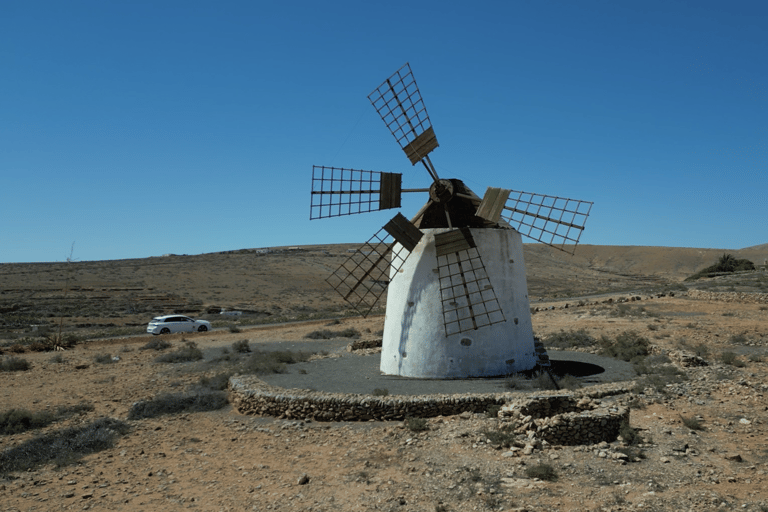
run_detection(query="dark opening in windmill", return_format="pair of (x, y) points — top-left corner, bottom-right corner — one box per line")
(311, 63), (593, 378)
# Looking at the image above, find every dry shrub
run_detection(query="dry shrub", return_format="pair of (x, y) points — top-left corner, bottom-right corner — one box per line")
(305, 328), (360, 340)
(140, 338), (172, 351)
(0, 357), (31, 372)
(525, 463), (557, 481)
(0, 418), (129, 473)
(127, 390), (228, 420)
(155, 342), (203, 363)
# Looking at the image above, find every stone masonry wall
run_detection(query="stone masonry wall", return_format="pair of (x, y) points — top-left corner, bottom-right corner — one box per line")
(688, 290), (768, 304)
(229, 375), (631, 444)
(498, 394), (630, 445)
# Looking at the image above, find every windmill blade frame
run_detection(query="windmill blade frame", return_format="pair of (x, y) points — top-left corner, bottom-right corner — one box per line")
(434, 229), (506, 336)
(478, 188), (593, 254)
(368, 62), (440, 180)
(310, 166), (403, 220)
(326, 213), (423, 317)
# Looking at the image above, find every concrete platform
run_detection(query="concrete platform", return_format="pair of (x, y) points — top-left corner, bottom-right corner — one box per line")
(247, 340), (636, 396)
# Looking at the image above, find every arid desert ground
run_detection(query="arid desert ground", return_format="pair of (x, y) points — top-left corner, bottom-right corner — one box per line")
(1, 242), (768, 511)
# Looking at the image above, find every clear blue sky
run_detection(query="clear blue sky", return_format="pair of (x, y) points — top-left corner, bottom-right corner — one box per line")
(2, 0), (766, 263)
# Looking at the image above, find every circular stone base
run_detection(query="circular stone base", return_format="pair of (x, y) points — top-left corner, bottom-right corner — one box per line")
(244, 341), (634, 396)
(229, 347), (635, 423)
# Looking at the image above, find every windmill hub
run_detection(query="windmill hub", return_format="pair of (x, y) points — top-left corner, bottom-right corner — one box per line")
(429, 179), (455, 204)
(310, 62), (593, 380)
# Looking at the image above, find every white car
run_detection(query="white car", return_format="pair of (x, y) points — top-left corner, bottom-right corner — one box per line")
(147, 315), (211, 335)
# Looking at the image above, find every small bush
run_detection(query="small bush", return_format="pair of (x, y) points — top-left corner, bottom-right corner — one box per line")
(56, 403), (95, 417)
(238, 349), (314, 375)
(525, 463), (557, 481)
(0, 409), (55, 435)
(613, 305), (657, 319)
(619, 421), (641, 445)
(634, 362), (688, 391)
(686, 253), (756, 280)
(558, 374), (582, 390)
(94, 353), (117, 364)
(49, 353), (65, 364)
(721, 351), (745, 367)
(545, 329), (595, 349)
(482, 426), (518, 448)
(730, 334), (748, 345)
(372, 388), (389, 397)
(599, 331), (650, 362)
(197, 373), (232, 391)
(305, 328), (360, 340)
(127, 390), (228, 420)
(228, 325), (241, 333)
(748, 353), (763, 363)
(8, 344), (26, 354)
(45, 333), (79, 350)
(692, 343), (709, 358)
(0, 357), (31, 372)
(232, 339), (251, 353)
(405, 417), (429, 432)
(633, 353), (673, 375)
(155, 342), (203, 363)
(0, 403), (96, 436)
(680, 415), (705, 431)
(504, 373), (530, 390)
(0, 418), (129, 473)
(532, 372), (559, 390)
(140, 338), (172, 351)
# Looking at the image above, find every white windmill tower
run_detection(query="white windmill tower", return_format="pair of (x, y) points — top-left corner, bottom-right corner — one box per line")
(310, 63), (592, 378)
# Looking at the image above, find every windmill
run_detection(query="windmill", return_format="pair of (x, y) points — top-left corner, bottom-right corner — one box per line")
(311, 63), (593, 378)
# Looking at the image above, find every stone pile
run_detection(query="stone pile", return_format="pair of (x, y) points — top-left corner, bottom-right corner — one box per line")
(498, 394), (629, 445)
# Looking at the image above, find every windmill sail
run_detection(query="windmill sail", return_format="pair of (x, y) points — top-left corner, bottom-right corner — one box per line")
(326, 213), (423, 316)
(434, 229), (506, 336)
(310, 166), (402, 219)
(477, 188), (593, 254)
(368, 63), (440, 174)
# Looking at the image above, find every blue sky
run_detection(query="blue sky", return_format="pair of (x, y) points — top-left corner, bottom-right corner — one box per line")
(1, 0), (766, 263)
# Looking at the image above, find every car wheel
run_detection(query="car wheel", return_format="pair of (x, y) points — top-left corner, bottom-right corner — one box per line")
(197, 325), (208, 332)
(160, 327), (171, 335)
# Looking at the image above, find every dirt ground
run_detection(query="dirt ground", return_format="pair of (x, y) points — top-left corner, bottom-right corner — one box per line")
(2, 289), (768, 511)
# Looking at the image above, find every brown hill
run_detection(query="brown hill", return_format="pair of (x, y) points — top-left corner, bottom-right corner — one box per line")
(1, 242), (766, 339)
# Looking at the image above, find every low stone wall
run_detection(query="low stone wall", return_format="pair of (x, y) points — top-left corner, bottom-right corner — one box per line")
(229, 375), (632, 437)
(688, 289), (768, 304)
(498, 394), (629, 445)
(229, 375), (506, 421)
